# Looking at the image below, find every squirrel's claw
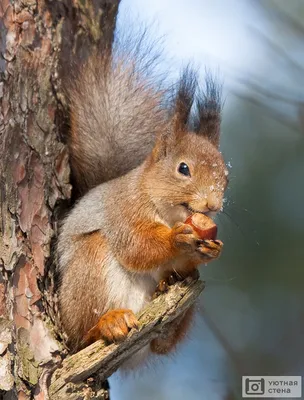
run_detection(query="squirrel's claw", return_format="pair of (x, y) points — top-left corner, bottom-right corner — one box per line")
(153, 269), (200, 299)
(82, 309), (139, 346)
(196, 239), (223, 260)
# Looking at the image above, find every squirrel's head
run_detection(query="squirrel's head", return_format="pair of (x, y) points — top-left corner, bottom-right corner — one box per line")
(143, 68), (228, 226)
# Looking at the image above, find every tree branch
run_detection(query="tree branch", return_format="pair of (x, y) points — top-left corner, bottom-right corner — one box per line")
(49, 278), (204, 400)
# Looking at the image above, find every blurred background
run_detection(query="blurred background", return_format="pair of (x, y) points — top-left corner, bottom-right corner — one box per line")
(110, 1), (304, 399)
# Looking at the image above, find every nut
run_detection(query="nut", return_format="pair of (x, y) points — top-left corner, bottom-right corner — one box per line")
(185, 213), (217, 240)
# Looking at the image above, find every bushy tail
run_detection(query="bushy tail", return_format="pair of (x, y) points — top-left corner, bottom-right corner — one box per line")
(67, 29), (167, 196)
(67, 29), (222, 196)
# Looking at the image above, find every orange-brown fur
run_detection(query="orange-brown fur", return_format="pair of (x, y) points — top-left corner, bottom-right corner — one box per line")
(58, 34), (228, 360)
(59, 231), (109, 350)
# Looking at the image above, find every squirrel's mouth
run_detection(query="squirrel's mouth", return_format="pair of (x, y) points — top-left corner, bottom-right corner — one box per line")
(180, 202), (218, 218)
(180, 202), (206, 215)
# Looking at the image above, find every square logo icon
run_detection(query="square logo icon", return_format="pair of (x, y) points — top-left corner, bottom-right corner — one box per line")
(242, 376), (302, 398)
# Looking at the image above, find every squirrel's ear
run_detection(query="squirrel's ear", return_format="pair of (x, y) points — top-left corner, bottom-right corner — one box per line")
(151, 67), (197, 162)
(192, 73), (222, 148)
(151, 126), (172, 162)
(171, 66), (197, 133)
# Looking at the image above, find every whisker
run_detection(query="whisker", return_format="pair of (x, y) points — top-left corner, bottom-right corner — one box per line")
(216, 213), (234, 240)
(172, 268), (183, 280)
(221, 209), (260, 246)
(221, 210), (245, 237)
(205, 276), (237, 284)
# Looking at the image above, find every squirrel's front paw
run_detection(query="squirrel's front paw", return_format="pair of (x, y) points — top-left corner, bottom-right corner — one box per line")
(83, 309), (139, 346)
(153, 271), (184, 298)
(197, 239), (223, 261)
(172, 222), (201, 253)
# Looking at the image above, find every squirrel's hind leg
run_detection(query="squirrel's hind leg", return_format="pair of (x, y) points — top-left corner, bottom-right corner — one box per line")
(150, 305), (194, 355)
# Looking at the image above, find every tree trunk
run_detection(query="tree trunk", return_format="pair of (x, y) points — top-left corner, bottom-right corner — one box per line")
(0, 2), (206, 399)
(0, 1), (120, 398)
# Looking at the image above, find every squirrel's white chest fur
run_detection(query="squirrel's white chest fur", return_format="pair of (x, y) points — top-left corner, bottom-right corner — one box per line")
(103, 255), (161, 313)
(103, 256), (163, 369)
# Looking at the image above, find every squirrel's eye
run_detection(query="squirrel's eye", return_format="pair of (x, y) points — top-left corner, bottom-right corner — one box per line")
(178, 162), (191, 177)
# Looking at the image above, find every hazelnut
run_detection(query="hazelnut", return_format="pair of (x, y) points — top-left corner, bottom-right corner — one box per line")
(185, 213), (217, 240)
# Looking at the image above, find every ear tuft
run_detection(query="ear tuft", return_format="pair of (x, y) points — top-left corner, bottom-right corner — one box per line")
(171, 65), (198, 132)
(153, 69), (222, 160)
(192, 72), (222, 147)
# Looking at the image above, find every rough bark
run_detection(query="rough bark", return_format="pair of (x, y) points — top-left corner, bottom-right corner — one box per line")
(0, 1), (120, 399)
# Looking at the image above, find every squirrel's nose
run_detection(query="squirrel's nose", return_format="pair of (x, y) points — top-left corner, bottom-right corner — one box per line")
(206, 196), (222, 213)
(206, 191), (223, 212)
(207, 203), (219, 212)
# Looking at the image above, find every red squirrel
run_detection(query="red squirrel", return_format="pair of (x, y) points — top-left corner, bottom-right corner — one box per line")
(57, 32), (228, 359)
